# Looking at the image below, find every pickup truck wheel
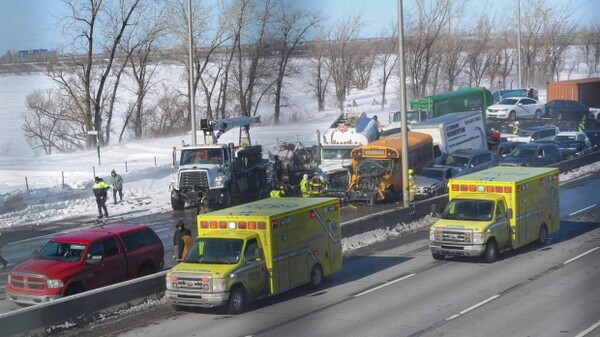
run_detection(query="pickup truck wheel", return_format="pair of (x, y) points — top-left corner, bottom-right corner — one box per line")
(228, 287), (246, 315)
(310, 264), (324, 288)
(432, 252), (445, 261)
(138, 265), (154, 277)
(538, 224), (548, 245)
(171, 196), (185, 211)
(65, 285), (84, 296)
(483, 240), (499, 263)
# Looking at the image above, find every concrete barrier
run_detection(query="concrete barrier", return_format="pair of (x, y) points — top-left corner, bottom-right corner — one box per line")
(2, 152), (598, 336)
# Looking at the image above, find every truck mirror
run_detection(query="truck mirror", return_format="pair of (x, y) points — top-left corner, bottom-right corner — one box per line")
(429, 204), (438, 217)
(506, 208), (513, 219)
(254, 247), (263, 261)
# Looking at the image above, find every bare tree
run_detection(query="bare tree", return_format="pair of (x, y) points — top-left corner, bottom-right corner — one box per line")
(305, 33), (331, 111)
(327, 12), (364, 111)
(465, 14), (495, 86)
(270, 1), (324, 124)
(377, 23), (399, 110)
(350, 39), (377, 91)
(22, 89), (85, 154)
(579, 24), (600, 76)
(404, 0), (462, 97)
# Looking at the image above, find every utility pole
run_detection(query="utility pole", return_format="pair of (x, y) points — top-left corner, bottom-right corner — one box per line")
(397, 0), (409, 208)
(188, 0), (197, 145)
(517, 0), (522, 88)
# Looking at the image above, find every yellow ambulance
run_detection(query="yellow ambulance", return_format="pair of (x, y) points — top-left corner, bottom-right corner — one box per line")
(429, 167), (559, 263)
(165, 197), (342, 314)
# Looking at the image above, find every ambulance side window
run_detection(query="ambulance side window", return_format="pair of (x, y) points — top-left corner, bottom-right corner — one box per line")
(244, 239), (260, 262)
(496, 201), (506, 220)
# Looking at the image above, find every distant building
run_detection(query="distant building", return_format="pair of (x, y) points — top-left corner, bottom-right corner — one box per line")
(18, 49), (48, 59)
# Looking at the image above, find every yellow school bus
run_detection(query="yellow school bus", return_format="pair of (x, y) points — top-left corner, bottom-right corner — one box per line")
(348, 132), (434, 204)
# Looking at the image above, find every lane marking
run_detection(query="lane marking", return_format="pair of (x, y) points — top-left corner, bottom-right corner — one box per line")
(569, 204), (597, 216)
(564, 247), (600, 265)
(353, 273), (416, 297)
(575, 320), (600, 337)
(446, 294), (501, 321)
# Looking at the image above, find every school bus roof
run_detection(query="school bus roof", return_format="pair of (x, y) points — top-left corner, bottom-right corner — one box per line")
(200, 197), (340, 219)
(452, 166), (559, 184)
(363, 131), (433, 149)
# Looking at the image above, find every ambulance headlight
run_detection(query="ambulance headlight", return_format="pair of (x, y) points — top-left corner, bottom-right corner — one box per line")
(213, 278), (226, 292)
(473, 232), (484, 244)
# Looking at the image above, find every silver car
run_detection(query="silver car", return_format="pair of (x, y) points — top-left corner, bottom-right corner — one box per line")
(414, 165), (462, 200)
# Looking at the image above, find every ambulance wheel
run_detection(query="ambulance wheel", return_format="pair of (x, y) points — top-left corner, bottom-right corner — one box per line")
(310, 264), (324, 288)
(538, 224), (548, 245)
(432, 252), (445, 261)
(227, 286), (246, 315)
(483, 240), (498, 263)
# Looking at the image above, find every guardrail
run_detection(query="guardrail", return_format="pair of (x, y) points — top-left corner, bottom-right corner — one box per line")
(2, 151), (599, 337)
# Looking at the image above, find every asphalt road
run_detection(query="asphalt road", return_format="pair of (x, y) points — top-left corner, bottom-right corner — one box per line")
(60, 172), (600, 337)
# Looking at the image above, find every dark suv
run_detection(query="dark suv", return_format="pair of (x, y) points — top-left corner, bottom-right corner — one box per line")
(443, 149), (498, 175)
(544, 100), (589, 121)
(499, 143), (561, 167)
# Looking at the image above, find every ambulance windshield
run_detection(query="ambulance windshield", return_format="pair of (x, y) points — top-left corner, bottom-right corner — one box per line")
(441, 199), (494, 221)
(184, 238), (243, 264)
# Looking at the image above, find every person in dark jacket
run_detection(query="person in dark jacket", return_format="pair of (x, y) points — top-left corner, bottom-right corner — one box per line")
(93, 177), (110, 218)
(110, 169), (123, 204)
(273, 155), (284, 183)
(173, 220), (186, 260)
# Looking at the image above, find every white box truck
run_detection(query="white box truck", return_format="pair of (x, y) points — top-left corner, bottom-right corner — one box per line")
(409, 111), (487, 164)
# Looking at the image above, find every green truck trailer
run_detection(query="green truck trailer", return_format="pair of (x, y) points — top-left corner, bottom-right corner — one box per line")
(411, 87), (493, 119)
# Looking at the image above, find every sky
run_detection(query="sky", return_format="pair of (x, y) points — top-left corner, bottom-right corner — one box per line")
(1, 0), (599, 54)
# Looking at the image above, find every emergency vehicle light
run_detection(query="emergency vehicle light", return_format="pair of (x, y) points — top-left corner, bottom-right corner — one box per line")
(248, 221), (256, 229)
(495, 186), (503, 193)
(219, 221), (227, 229)
(238, 221), (247, 229)
(310, 210), (316, 218)
(517, 185), (522, 192)
(210, 221), (218, 229)
(469, 185), (476, 192)
(460, 185), (468, 191)
(258, 222), (266, 229)
(539, 178), (545, 185)
(352, 149), (362, 157)
(200, 221), (209, 228)
(451, 184), (459, 191)
(504, 186), (512, 193)
(272, 220), (279, 228)
(487, 186), (494, 192)
(228, 222), (236, 229)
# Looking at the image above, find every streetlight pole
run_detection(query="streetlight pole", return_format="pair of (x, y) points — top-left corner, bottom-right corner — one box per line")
(517, 0), (522, 88)
(397, 0), (409, 208)
(188, 0), (197, 145)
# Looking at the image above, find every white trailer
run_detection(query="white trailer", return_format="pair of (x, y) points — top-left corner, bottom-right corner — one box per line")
(409, 111), (487, 164)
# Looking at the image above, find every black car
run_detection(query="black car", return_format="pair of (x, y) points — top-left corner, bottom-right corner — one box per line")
(544, 100), (589, 121)
(499, 142), (562, 167)
(584, 130), (600, 152)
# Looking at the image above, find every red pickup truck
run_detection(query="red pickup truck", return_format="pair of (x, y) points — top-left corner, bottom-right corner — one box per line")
(6, 223), (164, 305)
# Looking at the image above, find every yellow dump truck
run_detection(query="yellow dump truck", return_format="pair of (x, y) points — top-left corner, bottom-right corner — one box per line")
(165, 197), (343, 314)
(429, 167), (560, 263)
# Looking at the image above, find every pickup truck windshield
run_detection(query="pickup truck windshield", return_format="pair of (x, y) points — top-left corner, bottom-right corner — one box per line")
(37, 241), (87, 263)
(183, 238), (243, 264)
(441, 199), (494, 221)
(180, 148), (223, 165)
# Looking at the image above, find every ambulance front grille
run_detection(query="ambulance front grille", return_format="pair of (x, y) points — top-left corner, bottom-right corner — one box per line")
(439, 230), (468, 243)
(172, 274), (212, 291)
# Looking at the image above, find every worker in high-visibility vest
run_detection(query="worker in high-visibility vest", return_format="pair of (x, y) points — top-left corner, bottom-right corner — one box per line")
(300, 174), (311, 198)
(513, 121), (520, 135)
(309, 175), (323, 197)
(408, 168), (416, 202)
(270, 184), (286, 198)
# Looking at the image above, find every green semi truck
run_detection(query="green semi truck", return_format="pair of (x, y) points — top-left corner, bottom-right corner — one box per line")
(411, 87), (493, 119)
